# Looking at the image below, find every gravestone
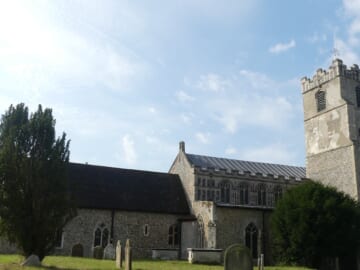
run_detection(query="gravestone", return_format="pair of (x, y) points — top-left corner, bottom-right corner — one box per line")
(103, 243), (115, 260)
(71, 243), (84, 257)
(21, 255), (41, 267)
(93, 245), (104, 259)
(116, 240), (123, 268)
(224, 244), (253, 270)
(125, 239), (132, 270)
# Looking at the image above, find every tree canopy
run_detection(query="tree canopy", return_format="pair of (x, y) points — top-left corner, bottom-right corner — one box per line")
(271, 180), (360, 269)
(0, 103), (74, 261)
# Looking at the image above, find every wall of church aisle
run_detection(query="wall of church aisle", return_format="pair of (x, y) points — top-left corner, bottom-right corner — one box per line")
(214, 206), (273, 264)
(55, 208), (189, 258)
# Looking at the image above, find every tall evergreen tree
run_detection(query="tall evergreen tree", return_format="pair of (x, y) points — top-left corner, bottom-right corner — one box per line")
(0, 103), (74, 261)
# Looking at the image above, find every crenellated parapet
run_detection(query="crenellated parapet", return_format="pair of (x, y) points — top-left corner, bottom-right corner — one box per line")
(301, 58), (360, 92)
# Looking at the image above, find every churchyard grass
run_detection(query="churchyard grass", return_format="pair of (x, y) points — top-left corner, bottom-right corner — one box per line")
(0, 255), (313, 270)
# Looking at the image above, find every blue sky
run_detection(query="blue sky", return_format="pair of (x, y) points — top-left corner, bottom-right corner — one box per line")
(1, 0), (360, 172)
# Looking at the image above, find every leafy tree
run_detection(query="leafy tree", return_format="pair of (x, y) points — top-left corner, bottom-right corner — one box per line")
(271, 180), (360, 268)
(0, 103), (74, 261)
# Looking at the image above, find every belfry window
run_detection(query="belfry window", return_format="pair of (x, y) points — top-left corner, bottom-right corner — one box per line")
(245, 223), (258, 259)
(315, 90), (326, 112)
(168, 224), (179, 247)
(93, 223), (109, 248)
(356, 86), (360, 107)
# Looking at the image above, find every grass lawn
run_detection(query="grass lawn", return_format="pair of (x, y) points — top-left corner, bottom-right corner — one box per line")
(0, 255), (313, 270)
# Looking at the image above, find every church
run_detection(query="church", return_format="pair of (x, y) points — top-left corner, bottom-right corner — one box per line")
(1, 58), (360, 265)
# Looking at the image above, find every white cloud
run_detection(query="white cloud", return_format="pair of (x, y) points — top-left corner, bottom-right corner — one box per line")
(269, 40), (296, 54)
(239, 70), (276, 90)
(122, 135), (137, 165)
(196, 73), (230, 92)
(225, 147), (237, 155)
(240, 143), (296, 165)
(148, 107), (157, 114)
(215, 95), (293, 133)
(176, 90), (195, 102)
(180, 113), (192, 124)
(0, 1), (146, 97)
(307, 32), (327, 44)
(195, 132), (211, 144)
(331, 0), (360, 64)
(334, 38), (360, 65)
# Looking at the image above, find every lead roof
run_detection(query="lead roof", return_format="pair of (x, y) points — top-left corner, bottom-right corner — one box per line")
(186, 153), (306, 179)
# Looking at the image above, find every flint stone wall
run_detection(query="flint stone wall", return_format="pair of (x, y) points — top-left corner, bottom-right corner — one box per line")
(215, 206), (273, 265)
(54, 208), (187, 258)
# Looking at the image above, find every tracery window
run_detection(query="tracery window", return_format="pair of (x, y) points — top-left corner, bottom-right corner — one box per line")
(168, 224), (179, 247)
(274, 185), (282, 204)
(196, 189), (201, 200)
(220, 182), (231, 203)
(55, 229), (64, 248)
(257, 184), (267, 206)
(215, 190), (220, 202)
(239, 183), (249, 205)
(201, 190), (206, 200)
(93, 223), (109, 248)
(245, 223), (258, 259)
(315, 90), (326, 112)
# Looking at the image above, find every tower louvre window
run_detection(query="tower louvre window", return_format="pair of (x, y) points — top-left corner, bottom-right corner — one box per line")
(356, 86), (360, 107)
(315, 90), (326, 112)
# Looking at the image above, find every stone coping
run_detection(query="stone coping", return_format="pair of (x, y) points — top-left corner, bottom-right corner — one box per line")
(187, 248), (223, 252)
(215, 203), (274, 211)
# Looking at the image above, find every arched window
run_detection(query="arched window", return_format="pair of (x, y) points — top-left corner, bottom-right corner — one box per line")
(315, 90), (326, 112)
(55, 229), (64, 248)
(274, 185), (282, 204)
(257, 184), (267, 206)
(168, 224), (179, 247)
(93, 223), (109, 248)
(220, 182), (231, 203)
(239, 183), (249, 205)
(197, 216), (205, 248)
(245, 223), (258, 259)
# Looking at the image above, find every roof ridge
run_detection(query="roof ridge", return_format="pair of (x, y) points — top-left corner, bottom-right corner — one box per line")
(69, 162), (175, 176)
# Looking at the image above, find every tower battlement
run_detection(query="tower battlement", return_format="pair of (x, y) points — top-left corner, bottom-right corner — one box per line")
(301, 59), (360, 92)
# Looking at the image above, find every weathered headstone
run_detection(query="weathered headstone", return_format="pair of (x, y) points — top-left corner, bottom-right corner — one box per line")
(71, 243), (84, 257)
(224, 243), (253, 270)
(257, 254), (264, 270)
(116, 240), (123, 268)
(103, 243), (115, 260)
(21, 254), (41, 267)
(125, 239), (132, 270)
(93, 245), (104, 259)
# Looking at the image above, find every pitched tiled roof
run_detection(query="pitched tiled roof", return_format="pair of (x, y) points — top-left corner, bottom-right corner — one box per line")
(186, 153), (306, 180)
(68, 163), (190, 215)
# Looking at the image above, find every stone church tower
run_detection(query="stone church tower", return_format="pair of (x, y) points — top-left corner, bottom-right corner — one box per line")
(302, 59), (360, 200)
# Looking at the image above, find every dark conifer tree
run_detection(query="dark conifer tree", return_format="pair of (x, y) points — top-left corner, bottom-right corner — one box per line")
(0, 103), (74, 261)
(271, 180), (360, 269)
